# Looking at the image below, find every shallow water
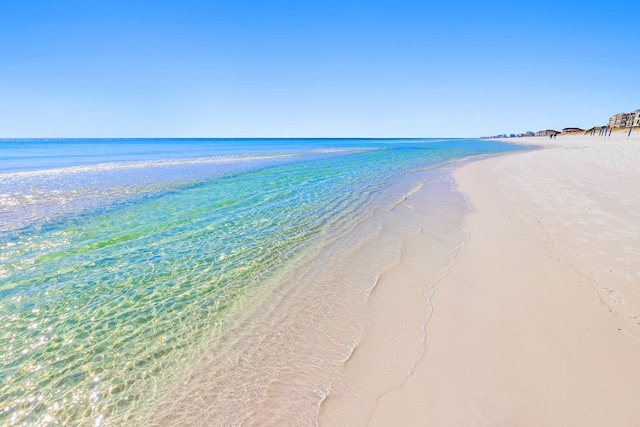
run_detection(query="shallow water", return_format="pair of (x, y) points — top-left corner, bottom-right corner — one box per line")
(0, 139), (525, 425)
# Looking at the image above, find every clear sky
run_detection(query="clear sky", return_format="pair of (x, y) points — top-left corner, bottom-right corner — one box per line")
(1, 0), (639, 138)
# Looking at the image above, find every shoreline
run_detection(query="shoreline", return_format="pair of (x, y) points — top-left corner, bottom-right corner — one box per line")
(140, 162), (478, 426)
(368, 134), (640, 425)
(0, 139), (525, 426)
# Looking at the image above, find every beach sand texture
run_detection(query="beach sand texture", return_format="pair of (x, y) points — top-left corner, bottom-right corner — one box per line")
(369, 134), (640, 426)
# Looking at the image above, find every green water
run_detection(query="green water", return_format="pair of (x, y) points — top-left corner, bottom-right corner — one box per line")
(0, 139), (525, 425)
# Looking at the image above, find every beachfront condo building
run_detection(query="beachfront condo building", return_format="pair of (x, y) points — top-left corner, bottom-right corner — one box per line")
(562, 127), (584, 134)
(536, 129), (560, 136)
(608, 110), (640, 128)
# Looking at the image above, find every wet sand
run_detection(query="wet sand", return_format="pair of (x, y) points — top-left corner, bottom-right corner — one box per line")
(368, 134), (640, 426)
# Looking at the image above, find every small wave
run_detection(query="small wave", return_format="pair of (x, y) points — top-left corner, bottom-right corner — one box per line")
(308, 148), (378, 154)
(387, 179), (427, 211)
(0, 154), (298, 179)
(0, 148), (376, 179)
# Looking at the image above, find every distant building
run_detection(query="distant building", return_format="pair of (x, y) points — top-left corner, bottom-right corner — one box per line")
(562, 127), (583, 134)
(632, 110), (640, 127)
(525, 131), (535, 136)
(609, 113), (630, 127)
(608, 110), (640, 128)
(536, 129), (560, 136)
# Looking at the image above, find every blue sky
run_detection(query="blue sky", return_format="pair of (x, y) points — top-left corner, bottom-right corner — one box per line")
(1, 0), (638, 137)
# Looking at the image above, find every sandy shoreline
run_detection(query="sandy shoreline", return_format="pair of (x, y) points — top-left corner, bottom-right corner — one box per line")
(368, 134), (640, 425)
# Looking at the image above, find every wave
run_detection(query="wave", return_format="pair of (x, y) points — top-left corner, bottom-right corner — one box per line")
(0, 148), (377, 179)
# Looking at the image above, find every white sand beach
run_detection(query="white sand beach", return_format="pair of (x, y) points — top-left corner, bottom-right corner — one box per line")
(368, 133), (640, 426)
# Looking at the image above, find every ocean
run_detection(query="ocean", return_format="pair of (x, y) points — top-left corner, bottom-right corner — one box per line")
(0, 138), (526, 425)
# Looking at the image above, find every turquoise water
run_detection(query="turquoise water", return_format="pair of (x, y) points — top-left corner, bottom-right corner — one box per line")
(0, 139), (525, 425)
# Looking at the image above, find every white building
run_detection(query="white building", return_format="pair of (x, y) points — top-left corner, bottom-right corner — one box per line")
(632, 110), (640, 127)
(608, 110), (640, 128)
